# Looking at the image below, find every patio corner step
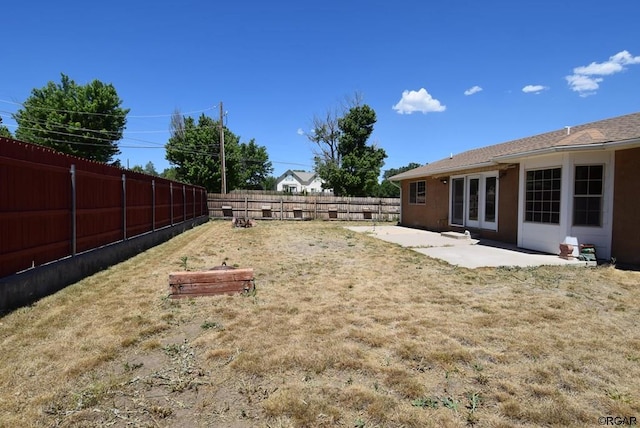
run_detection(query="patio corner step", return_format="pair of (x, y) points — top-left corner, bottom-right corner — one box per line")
(441, 231), (471, 240)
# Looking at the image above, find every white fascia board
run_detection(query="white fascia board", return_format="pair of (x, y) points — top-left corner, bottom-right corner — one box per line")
(492, 138), (640, 162)
(492, 145), (604, 162)
(393, 138), (640, 181)
(391, 161), (498, 181)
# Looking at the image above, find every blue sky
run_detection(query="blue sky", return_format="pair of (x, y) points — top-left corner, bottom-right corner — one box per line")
(2, 1), (639, 179)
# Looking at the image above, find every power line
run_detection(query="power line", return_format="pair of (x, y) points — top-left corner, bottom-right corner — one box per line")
(1, 102), (314, 170)
(5, 120), (223, 155)
(0, 99), (217, 119)
(1, 111), (175, 147)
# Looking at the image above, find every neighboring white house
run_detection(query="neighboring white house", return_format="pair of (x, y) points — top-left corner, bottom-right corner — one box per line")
(275, 170), (331, 193)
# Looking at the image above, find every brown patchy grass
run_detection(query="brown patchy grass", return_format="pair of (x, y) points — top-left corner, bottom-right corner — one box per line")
(1, 220), (639, 427)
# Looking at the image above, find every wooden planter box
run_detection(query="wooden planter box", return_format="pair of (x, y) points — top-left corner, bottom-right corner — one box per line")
(169, 267), (255, 298)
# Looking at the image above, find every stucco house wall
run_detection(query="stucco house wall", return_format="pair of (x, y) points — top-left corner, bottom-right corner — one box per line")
(516, 150), (615, 259)
(611, 147), (640, 266)
(494, 165), (519, 244)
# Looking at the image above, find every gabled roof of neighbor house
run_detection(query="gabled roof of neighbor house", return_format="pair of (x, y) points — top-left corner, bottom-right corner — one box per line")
(391, 111), (640, 181)
(276, 169), (318, 185)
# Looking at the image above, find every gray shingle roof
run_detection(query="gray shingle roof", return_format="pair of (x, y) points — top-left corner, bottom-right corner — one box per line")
(292, 171), (316, 184)
(276, 170), (318, 185)
(391, 111), (640, 181)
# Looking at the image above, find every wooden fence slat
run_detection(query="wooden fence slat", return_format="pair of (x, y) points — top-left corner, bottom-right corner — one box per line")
(1, 137), (208, 278)
(207, 193), (400, 221)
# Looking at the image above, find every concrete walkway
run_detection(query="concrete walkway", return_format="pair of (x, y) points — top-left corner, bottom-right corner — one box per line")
(346, 225), (591, 269)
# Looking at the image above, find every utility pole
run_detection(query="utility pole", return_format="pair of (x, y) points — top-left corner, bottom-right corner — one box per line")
(219, 102), (227, 194)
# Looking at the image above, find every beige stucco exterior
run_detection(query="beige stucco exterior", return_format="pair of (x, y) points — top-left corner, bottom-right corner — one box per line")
(611, 147), (640, 266)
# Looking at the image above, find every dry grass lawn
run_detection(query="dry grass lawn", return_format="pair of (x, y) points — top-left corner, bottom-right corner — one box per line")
(1, 220), (639, 427)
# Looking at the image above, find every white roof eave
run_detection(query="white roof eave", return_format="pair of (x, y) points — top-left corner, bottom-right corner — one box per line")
(492, 137), (640, 162)
(390, 161), (498, 181)
(391, 137), (640, 182)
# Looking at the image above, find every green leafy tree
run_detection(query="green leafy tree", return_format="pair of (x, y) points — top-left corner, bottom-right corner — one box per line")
(161, 167), (179, 181)
(144, 161), (159, 176)
(377, 162), (423, 197)
(313, 102), (386, 196)
(129, 162), (158, 176)
(13, 73), (129, 163)
(0, 117), (13, 138)
(262, 175), (277, 191)
(238, 139), (273, 189)
(166, 112), (272, 192)
(166, 113), (232, 192)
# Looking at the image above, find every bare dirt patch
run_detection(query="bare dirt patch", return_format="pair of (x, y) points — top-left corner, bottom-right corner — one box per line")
(1, 220), (639, 427)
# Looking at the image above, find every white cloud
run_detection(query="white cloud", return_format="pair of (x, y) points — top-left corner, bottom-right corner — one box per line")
(573, 61), (623, 76)
(392, 88), (446, 114)
(522, 85), (548, 94)
(566, 50), (640, 95)
(565, 74), (603, 96)
(296, 128), (304, 136)
(611, 50), (640, 65)
(464, 85), (483, 96)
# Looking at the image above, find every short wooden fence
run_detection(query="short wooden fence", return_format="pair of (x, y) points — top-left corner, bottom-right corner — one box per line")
(208, 193), (400, 222)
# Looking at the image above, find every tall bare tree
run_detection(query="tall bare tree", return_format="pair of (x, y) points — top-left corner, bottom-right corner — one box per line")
(307, 93), (386, 196)
(307, 108), (341, 167)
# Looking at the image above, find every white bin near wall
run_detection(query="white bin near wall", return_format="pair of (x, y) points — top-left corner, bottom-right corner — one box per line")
(563, 236), (579, 257)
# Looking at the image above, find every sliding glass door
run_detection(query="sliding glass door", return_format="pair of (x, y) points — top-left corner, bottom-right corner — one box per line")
(449, 174), (498, 230)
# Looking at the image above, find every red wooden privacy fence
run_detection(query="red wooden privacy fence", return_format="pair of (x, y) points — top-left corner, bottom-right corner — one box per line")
(0, 137), (208, 278)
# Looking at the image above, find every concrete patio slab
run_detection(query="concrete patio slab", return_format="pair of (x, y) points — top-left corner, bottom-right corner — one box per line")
(346, 225), (591, 269)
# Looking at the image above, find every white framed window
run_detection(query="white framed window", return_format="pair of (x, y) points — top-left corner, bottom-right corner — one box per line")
(524, 167), (561, 224)
(573, 164), (603, 227)
(409, 181), (426, 204)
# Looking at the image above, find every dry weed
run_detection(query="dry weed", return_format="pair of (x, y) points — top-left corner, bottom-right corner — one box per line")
(0, 220), (639, 427)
